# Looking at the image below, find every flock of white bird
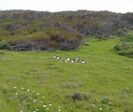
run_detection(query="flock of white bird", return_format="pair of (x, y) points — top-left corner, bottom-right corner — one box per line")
(52, 56), (86, 64)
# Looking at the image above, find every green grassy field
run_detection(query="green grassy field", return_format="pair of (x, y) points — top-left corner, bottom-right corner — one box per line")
(0, 38), (133, 112)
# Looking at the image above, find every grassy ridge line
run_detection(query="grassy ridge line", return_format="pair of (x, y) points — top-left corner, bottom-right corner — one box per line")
(0, 38), (133, 112)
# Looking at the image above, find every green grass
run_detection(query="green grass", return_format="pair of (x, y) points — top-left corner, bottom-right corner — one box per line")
(0, 38), (133, 112)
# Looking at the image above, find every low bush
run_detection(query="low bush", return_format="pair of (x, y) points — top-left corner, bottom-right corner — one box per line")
(114, 32), (133, 58)
(67, 92), (90, 101)
(0, 41), (10, 50)
(114, 41), (133, 58)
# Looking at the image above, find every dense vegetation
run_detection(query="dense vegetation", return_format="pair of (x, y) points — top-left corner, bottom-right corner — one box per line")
(0, 10), (133, 51)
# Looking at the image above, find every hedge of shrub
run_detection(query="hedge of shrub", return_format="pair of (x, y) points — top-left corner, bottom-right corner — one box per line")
(0, 30), (83, 51)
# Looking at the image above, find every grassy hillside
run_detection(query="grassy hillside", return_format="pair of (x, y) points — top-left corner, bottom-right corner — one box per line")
(0, 38), (133, 112)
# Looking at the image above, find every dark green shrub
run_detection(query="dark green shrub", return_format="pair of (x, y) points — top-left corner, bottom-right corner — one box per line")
(114, 41), (133, 58)
(0, 41), (10, 50)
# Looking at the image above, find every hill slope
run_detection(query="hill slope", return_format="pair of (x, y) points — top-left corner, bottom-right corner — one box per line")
(0, 10), (133, 37)
(0, 10), (133, 51)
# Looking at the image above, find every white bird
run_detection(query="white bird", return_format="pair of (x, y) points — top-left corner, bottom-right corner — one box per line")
(66, 58), (70, 61)
(81, 60), (86, 64)
(74, 57), (80, 62)
(56, 56), (60, 60)
(71, 60), (74, 63)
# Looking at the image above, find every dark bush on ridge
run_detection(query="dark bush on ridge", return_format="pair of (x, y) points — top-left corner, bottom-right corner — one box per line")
(7, 30), (83, 51)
